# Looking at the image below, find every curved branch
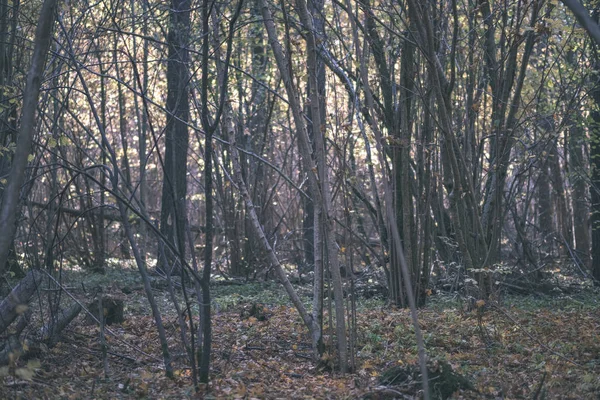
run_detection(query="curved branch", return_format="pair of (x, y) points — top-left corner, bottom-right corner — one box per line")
(561, 0), (600, 45)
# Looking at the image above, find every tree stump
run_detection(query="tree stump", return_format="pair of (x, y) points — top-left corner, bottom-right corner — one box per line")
(85, 296), (125, 325)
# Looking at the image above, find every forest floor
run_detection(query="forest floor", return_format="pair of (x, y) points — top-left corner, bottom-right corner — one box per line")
(1, 264), (599, 399)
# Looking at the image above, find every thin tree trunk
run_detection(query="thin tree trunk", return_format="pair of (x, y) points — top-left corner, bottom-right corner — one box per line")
(569, 121), (590, 267)
(537, 158), (553, 250)
(590, 23), (600, 284)
(260, 0), (347, 371)
(294, 0), (347, 372)
(348, 1), (429, 396)
(198, 0), (243, 383)
(224, 104), (313, 331)
(549, 144), (573, 253)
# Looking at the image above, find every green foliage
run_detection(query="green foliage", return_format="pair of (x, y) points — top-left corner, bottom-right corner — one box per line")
(212, 281), (290, 311)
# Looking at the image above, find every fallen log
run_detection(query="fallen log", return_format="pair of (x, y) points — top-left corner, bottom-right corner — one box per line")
(0, 269), (43, 335)
(0, 301), (82, 366)
(41, 302), (82, 346)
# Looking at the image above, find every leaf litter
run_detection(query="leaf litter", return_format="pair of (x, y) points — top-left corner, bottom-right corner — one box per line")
(0, 279), (598, 399)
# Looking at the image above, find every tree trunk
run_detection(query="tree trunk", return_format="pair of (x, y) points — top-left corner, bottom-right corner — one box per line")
(0, 0), (61, 277)
(159, 0), (191, 274)
(549, 143), (573, 254)
(568, 121), (590, 267)
(590, 7), (600, 285)
(0, 0), (20, 276)
(197, 0), (243, 383)
(537, 158), (553, 252)
(261, 0), (347, 371)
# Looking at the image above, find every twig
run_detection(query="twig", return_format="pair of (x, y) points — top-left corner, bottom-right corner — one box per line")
(532, 371), (547, 400)
(294, 352), (312, 360)
(86, 348), (138, 363)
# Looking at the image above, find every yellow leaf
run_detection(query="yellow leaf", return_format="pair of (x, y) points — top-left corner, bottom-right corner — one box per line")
(137, 382), (149, 395)
(476, 300), (486, 308)
(235, 383), (247, 397)
(15, 367), (34, 380)
(27, 154), (35, 162)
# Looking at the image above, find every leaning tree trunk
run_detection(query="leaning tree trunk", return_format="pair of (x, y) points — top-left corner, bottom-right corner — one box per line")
(225, 104), (313, 332)
(0, 0), (61, 277)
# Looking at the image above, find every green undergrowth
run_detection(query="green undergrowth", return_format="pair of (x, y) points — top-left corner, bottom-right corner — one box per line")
(212, 281), (291, 311)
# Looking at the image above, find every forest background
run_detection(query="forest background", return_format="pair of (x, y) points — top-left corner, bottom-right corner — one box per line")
(0, 0), (599, 398)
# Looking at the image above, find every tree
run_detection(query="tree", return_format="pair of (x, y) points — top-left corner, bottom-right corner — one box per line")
(0, 0), (61, 277)
(590, 3), (600, 285)
(260, 0), (348, 371)
(159, 0), (191, 274)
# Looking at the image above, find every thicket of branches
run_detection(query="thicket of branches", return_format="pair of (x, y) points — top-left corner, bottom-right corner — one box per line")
(0, 0), (599, 389)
